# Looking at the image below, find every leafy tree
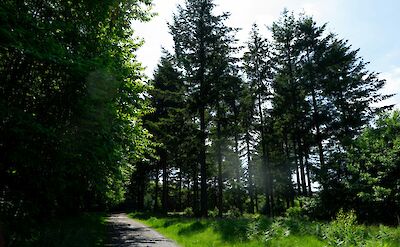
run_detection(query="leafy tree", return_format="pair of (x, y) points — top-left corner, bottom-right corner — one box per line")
(0, 0), (153, 243)
(346, 111), (400, 224)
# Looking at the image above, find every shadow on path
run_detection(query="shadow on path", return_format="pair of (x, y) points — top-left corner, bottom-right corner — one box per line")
(106, 214), (178, 247)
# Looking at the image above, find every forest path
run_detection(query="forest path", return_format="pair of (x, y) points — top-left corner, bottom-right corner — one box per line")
(106, 213), (179, 247)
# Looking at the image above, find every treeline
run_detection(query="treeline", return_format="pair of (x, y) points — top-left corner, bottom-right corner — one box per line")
(0, 0), (154, 244)
(132, 0), (399, 224)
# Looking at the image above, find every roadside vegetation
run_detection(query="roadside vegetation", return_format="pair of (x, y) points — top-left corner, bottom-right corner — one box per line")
(6, 213), (106, 247)
(130, 210), (400, 247)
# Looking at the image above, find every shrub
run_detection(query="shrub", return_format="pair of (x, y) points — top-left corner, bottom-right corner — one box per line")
(301, 196), (327, 219)
(183, 207), (194, 217)
(246, 219), (261, 240)
(208, 207), (219, 218)
(264, 217), (290, 244)
(226, 207), (242, 218)
(323, 209), (367, 246)
(285, 206), (304, 219)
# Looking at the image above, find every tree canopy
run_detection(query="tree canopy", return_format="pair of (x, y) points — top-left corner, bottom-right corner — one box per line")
(0, 0), (154, 243)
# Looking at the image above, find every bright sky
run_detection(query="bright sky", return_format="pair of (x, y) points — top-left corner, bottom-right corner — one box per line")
(133, 0), (400, 107)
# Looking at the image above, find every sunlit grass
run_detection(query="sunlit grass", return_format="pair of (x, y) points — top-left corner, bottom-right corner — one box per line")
(129, 211), (400, 247)
(129, 212), (324, 247)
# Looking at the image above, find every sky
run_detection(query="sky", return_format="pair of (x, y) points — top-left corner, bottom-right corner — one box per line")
(133, 0), (400, 107)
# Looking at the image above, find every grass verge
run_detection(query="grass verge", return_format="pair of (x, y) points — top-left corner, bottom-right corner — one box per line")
(128, 212), (323, 247)
(129, 212), (400, 247)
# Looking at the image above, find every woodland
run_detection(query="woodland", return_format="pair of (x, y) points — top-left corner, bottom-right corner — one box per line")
(0, 0), (399, 246)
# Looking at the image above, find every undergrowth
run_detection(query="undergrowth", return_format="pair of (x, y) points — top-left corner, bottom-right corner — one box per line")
(130, 209), (400, 247)
(8, 213), (106, 247)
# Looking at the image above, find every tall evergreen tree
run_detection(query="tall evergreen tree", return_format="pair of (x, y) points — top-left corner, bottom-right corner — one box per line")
(271, 11), (309, 200)
(243, 24), (274, 215)
(145, 52), (185, 211)
(169, 0), (237, 216)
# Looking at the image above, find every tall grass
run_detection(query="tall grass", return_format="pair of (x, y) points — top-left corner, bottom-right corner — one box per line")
(129, 212), (323, 247)
(129, 211), (400, 247)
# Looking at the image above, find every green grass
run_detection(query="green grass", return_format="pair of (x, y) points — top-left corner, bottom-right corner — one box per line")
(129, 212), (400, 247)
(129, 212), (324, 247)
(10, 213), (106, 247)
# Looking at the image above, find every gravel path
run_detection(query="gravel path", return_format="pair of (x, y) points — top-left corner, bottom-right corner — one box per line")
(106, 213), (179, 247)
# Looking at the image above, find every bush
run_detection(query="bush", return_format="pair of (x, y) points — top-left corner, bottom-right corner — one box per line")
(301, 196), (327, 219)
(246, 219), (262, 240)
(208, 207), (219, 218)
(226, 207), (241, 218)
(284, 217), (323, 237)
(322, 209), (367, 246)
(285, 206), (304, 219)
(183, 207), (194, 217)
(264, 217), (290, 244)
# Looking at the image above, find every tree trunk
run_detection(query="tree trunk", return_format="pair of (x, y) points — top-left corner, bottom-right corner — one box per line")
(246, 132), (255, 214)
(217, 104), (223, 217)
(193, 167), (199, 215)
(258, 92), (272, 217)
(267, 148), (274, 217)
(233, 102), (243, 213)
(293, 141), (302, 196)
(255, 187), (259, 213)
(305, 153), (312, 196)
(198, 2), (208, 217)
(161, 150), (168, 212)
(298, 140), (307, 196)
(178, 165), (182, 211)
(154, 162), (159, 211)
(306, 47), (325, 174)
(311, 87), (325, 175)
(199, 104), (207, 217)
(284, 134), (295, 208)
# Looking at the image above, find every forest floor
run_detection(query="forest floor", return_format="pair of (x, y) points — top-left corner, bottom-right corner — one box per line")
(106, 213), (179, 247)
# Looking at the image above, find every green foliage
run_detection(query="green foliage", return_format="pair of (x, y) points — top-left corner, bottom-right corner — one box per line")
(169, 0), (240, 217)
(127, 4), (394, 228)
(264, 218), (291, 243)
(370, 225), (400, 246)
(246, 218), (263, 240)
(322, 209), (366, 247)
(0, 0), (154, 243)
(9, 213), (106, 247)
(344, 111), (400, 224)
(184, 207), (195, 217)
(285, 206), (304, 219)
(208, 207), (219, 218)
(226, 207), (242, 218)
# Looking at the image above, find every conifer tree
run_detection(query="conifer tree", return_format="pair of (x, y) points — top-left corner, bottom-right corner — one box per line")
(170, 0), (237, 216)
(243, 24), (274, 215)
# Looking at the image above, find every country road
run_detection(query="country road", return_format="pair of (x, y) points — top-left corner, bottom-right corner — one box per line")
(106, 213), (179, 247)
